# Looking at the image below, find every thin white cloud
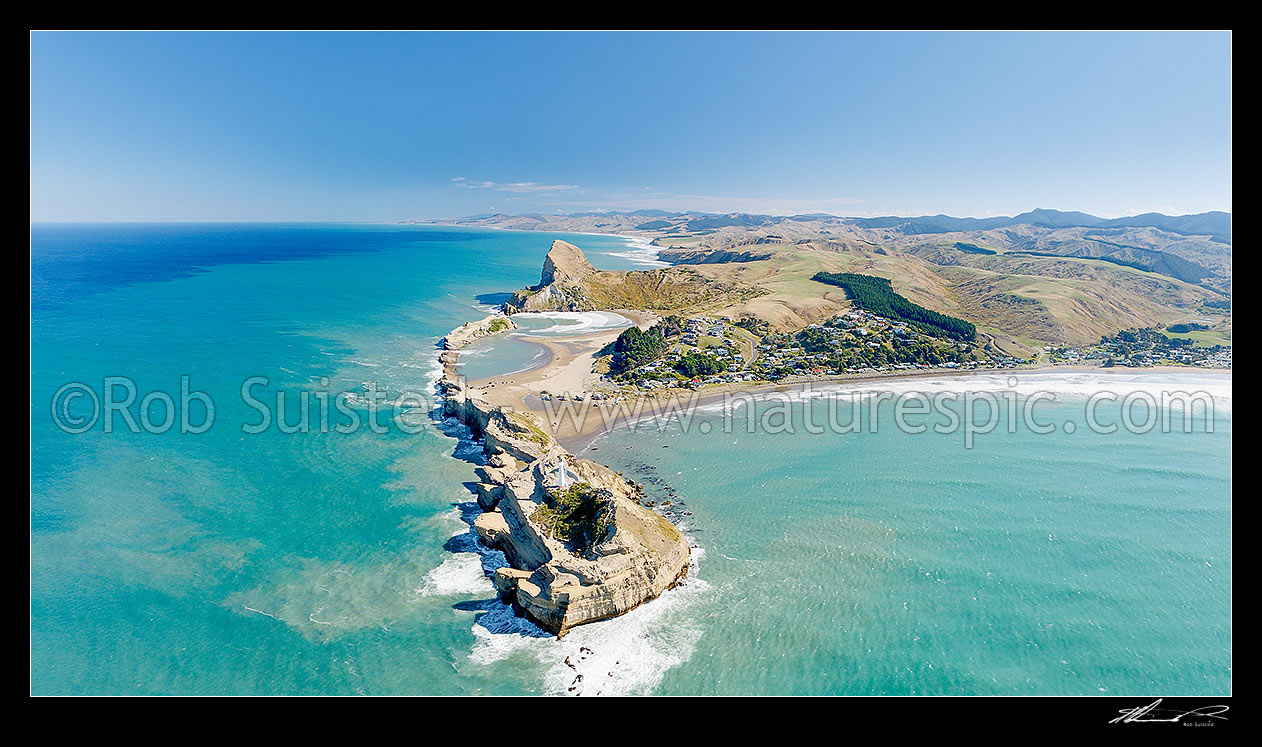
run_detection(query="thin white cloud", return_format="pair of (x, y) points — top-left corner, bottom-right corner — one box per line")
(452, 177), (582, 194)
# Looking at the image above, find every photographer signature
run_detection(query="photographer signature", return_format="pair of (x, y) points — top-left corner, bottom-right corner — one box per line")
(1110, 699), (1229, 725)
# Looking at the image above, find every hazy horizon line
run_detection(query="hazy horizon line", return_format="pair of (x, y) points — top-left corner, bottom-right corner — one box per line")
(29, 206), (1234, 225)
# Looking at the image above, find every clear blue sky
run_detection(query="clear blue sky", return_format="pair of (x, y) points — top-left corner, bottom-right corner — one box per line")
(30, 31), (1231, 221)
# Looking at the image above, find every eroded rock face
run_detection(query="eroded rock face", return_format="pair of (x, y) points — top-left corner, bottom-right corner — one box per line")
(492, 567), (532, 600)
(504, 240), (598, 314)
(440, 356), (690, 636)
(442, 384), (552, 464)
(656, 247), (773, 265)
(508, 458), (691, 635)
(474, 482), (503, 511)
(539, 239), (596, 286)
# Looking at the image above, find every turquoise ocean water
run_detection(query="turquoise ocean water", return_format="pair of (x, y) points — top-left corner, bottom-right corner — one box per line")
(30, 224), (1230, 695)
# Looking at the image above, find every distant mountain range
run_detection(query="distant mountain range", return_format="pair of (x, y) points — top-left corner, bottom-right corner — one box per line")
(847, 209), (1232, 244)
(439, 208), (1231, 244)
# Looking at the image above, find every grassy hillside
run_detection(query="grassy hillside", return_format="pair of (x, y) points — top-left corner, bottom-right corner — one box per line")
(482, 212), (1230, 355)
(580, 266), (764, 311)
(669, 240), (1225, 355)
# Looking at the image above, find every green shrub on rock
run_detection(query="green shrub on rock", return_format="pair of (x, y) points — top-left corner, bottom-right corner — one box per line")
(533, 482), (614, 551)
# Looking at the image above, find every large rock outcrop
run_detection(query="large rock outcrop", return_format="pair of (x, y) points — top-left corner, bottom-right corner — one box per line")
(440, 373), (690, 636)
(442, 314), (516, 350)
(501, 239), (764, 316)
(504, 240), (599, 314)
(539, 239), (597, 286)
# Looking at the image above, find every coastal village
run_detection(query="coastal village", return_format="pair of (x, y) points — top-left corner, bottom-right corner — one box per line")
(532, 309), (1231, 404)
(1043, 326), (1232, 369)
(594, 311), (1020, 395)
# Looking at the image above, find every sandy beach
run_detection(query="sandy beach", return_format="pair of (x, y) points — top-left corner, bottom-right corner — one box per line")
(451, 311), (1228, 453)
(460, 309), (656, 433)
(555, 363), (1228, 454)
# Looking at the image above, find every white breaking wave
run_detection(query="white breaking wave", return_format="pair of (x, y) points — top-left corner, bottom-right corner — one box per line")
(514, 311), (632, 336)
(541, 577), (709, 696)
(451, 438), (485, 460)
(602, 236), (668, 267)
(443, 506), (469, 537)
(686, 370), (1232, 414)
(808, 371), (1232, 410)
(466, 576), (710, 696)
(416, 553), (493, 597)
(423, 349), (447, 412)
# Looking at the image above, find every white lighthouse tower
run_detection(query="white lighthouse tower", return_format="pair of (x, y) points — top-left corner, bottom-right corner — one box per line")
(556, 456), (568, 489)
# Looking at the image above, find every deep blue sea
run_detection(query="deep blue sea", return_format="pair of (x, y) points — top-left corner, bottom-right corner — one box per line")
(30, 224), (1231, 695)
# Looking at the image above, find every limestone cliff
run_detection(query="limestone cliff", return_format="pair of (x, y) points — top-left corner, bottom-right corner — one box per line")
(504, 240), (599, 314)
(539, 239), (597, 286)
(439, 374), (690, 636)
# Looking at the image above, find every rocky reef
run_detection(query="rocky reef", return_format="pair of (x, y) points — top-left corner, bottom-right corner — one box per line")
(442, 313), (517, 350)
(438, 344), (690, 636)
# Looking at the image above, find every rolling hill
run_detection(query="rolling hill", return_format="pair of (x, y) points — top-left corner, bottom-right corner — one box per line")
(419, 208), (1232, 357)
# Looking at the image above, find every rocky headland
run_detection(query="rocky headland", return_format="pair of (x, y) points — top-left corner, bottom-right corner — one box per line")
(438, 322), (691, 636)
(504, 239), (759, 316)
(503, 239), (601, 314)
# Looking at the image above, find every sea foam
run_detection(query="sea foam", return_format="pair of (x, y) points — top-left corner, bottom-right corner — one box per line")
(600, 236), (668, 267)
(416, 553), (494, 597)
